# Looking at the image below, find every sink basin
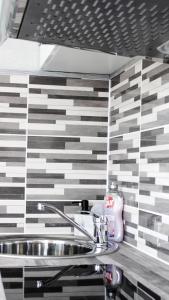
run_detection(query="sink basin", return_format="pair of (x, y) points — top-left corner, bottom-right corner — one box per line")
(0, 235), (118, 260)
(0, 235), (94, 258)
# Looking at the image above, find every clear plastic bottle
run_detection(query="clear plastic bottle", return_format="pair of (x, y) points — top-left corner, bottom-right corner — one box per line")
(104, 183), (124, 242)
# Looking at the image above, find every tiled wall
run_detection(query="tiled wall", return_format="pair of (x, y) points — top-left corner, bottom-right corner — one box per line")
(24, 266), (104, 299)
(0, 75), (28, 233)
(2, 59), (169, 263)
(0, 266), (105, 300)
(0, 74), (108, 234)
(109, 58), (169, 263)
(109, 59), (142, 247)
(0, 266), (163, 300)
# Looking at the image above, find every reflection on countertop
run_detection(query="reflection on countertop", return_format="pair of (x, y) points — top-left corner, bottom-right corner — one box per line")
(25, 264), (122, 300)
(0, 263), (166, 300)
(0, 243), (169, 299)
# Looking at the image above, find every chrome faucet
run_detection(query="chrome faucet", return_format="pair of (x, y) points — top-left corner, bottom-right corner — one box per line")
(37, 203), (108, 245)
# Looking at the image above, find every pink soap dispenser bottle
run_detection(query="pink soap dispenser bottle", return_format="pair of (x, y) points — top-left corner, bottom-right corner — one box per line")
(104, 183), (124, 242)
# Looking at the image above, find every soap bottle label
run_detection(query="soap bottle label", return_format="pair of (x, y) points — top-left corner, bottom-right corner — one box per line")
(105, 194), (114, 208)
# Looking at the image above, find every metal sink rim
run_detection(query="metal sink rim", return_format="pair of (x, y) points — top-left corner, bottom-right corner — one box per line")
(0, 234), (119, 260)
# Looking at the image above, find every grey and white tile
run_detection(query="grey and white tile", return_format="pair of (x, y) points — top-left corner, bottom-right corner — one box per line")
(0, 135), (26, 232)
(26, 76), (108, 233)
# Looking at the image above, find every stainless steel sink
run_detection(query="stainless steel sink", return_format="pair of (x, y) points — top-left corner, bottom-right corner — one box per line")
(0, 235), (118, 260)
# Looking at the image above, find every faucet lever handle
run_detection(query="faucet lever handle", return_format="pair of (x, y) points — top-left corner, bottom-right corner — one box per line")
(37, 203), (45, 211)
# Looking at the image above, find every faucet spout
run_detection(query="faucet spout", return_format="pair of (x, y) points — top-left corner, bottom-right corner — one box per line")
(37, 203), (97, 243)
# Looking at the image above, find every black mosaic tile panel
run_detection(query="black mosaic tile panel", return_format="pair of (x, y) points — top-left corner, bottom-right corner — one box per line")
(18, 0), (169, 58)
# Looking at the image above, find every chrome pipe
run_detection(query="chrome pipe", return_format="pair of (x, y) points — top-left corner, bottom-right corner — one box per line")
(37, 203), (97, 243)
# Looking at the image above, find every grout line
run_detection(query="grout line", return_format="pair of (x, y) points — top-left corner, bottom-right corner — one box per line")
(138, 208), (168, 218)
(140, 124), (169, 133)
(109, 131), (140, 139)
(23, 267), (25, 300)
(109, 56), (143, 79)
(21, 134), (108, 138)
(23, 80), (29, 234)
(108, 128), (169, 140)
(110, 97), (141, 112)
(106, 79), (111, 192)
(0, 69), (109, 80)
(137, 60), (142, 246)
(0, 133), (26, 136)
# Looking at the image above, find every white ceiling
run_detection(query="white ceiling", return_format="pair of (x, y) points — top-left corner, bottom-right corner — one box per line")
(0, 38), (131, 75)
(0, 38), (40, 71)
(42, 45), (131, 75)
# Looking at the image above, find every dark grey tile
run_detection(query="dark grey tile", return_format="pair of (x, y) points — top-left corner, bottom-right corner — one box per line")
(142, 59), (155, 69)
(29, 75), (66, 85)
(139, 210), (161, 230)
